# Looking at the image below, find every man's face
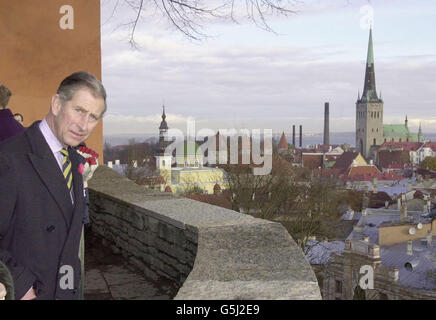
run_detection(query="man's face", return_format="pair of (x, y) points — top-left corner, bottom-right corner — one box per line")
(51, 88), (105, 147)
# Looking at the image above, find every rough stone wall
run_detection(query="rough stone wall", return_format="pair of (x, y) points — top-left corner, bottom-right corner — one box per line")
(89, 192), (197, 285)
(88, 165), (322, 299)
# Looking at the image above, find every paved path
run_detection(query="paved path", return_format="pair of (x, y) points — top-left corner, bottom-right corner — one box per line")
(84, 231), (179, 300)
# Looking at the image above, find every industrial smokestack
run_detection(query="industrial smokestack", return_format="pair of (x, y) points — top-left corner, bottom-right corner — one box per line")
(299, 125), (302, 148)
(324, 102), (330, 146)
(292, 125), (296, 147)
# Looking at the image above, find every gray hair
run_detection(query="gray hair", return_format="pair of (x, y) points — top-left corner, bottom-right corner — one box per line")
(0, 83), (12, 108)
(57, 71), (107, 117)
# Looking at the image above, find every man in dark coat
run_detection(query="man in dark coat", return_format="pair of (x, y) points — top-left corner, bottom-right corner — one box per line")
(0, 71), (106, 300)
(0, 83), (24, 142)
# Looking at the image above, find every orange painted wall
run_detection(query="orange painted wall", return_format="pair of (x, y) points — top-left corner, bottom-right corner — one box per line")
(0, 0), (103, 160)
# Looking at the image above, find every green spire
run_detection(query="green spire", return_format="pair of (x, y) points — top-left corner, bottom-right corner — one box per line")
(361, 28), (379, 102)
(367, 28), (374, 67)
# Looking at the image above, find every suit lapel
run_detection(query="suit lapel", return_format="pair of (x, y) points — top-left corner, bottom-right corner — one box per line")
(25, 122), (74, 227)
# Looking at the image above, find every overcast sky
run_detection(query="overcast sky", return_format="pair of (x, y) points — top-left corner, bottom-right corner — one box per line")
(101, 0), (436, 137)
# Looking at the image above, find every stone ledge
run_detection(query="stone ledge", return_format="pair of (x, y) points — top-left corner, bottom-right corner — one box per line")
(88, 165), (321, 300)
(175, 280), (321, 300)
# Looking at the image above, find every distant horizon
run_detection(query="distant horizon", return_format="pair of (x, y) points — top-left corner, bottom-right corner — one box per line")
(103, 131), (436, 148)
(104, 131), (436, 137)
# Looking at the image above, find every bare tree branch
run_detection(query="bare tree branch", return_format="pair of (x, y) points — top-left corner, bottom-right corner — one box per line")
(103, 0), (300, 42)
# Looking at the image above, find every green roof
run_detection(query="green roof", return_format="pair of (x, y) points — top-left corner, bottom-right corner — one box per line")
(408, 133), (419, 142)
(383, 125), (419, 142)
(383, 124), (410, 138)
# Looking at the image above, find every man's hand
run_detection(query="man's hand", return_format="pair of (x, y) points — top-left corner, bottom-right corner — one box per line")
(20, 287), (36, 300)
(0, 283), (6, 300)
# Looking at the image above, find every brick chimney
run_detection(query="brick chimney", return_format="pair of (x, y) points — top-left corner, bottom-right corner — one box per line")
(407, 240), (413, 256)
(400, 199), (408, 222)
(427, 230), (432, 246)
(390, 268), (399, 281)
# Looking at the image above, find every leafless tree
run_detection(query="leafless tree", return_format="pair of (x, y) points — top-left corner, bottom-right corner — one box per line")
(103, 0), (300, 44)
(224, 160), (346, 253)
(123, 138), (157, 180)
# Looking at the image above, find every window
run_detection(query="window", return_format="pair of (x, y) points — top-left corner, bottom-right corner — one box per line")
(399, 138), (402, 142)
(373, 138), (376, 146)
(162, 160), (165, 166)
(335, 280), (342, 294)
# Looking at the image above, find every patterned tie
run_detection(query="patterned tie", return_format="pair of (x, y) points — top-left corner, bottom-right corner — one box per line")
(61, 148), (73, 195)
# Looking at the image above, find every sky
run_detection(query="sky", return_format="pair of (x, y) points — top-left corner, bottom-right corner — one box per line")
(100, 0), (436, 137)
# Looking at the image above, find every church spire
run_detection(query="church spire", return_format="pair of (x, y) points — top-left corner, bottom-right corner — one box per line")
(160, 104), (168, 130)
(361, 28), (379, 102)
(158, 104), (169, 156)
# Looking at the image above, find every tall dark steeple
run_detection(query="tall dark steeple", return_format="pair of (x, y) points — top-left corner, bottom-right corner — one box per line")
(360, 28), (381, 103)
(356, 28), (384, 159)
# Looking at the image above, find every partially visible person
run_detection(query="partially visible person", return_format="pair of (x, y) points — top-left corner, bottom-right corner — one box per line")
(0, 260), (14, 300)
(14, 113), (23, 125)
(0, 83), (24, 142)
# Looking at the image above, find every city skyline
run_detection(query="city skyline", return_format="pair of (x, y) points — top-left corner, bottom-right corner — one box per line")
(101, 0), (436, 136)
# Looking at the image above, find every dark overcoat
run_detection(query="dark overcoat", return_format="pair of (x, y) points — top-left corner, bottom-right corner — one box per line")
(0, 121), (86, 299)
(0, 108), (24, 143)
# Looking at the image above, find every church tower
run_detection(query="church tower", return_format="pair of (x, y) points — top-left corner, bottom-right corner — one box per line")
(156, 105), (172, 181)
(356, 29), (384, 159)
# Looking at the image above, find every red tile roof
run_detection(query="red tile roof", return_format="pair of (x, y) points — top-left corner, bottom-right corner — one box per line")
(380, 142), (424, 152)
(378, 149), (410, 169)
(348, 165), (381, 180)
(302, 154), (323, 169)
(332, 151), (360, 172)
(423, 142), (436, 150)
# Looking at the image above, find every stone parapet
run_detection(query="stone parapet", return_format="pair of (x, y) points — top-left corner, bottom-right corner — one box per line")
(88, 165), (321, 299)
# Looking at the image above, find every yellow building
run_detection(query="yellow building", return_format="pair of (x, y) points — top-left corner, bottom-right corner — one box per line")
(155, 108), (226, 195)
